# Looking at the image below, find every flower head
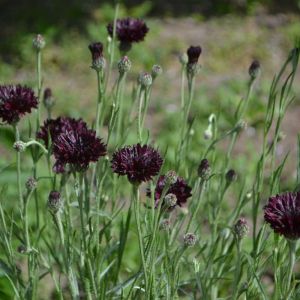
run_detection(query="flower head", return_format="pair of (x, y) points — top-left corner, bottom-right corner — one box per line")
(233, 218), (249, 239)
(107, 18), (149, 51)
(88, 42), (105, 71)
(148, 175), (192, 208)
(88, 42), (104, 60)
(52, 126), (106, 173)
(187, 46), (202, 65)
(264, 192), (300, 240)
(198, 158), (211, 180)
(43, 88), (54, 109)
(0, 85), (38, 124)
(249, 60), (261, 79)
(37, 117), (88, 147)
(111, 143), (163, 184)
(48, 191), (63, 214)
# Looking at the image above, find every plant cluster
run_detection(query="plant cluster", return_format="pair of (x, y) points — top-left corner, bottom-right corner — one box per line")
(0, 6), (300, 300)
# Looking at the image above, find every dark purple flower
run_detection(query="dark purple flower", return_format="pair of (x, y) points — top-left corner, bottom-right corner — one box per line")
(52, 126), (106, 173)
(107, 18), (149, 49)
(0, 85), (38, 124)
(88, 42), (104, 60)
(37, 117), (88, 147)
(148, 175), (192, 208)
(264, 192), (300, 240)
(111, 143), (163, 184)
(187, 46), (202, 65)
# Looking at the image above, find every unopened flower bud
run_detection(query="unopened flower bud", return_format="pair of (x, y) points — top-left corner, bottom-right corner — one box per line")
(48, 191), (63, 214)
(160, 219), (171, 231)
(165, 170), (178, 185)
(204, 127), (213, 140)
(118, 56), (131, 74)
(164, 193), (177, 208)
(198, 159), (211, 180)
(248, 60), (260, 80)
(226, 169), (237, 183)
(179, 53), (188, 65)
(151, 65), (162, 79)
(26, 177), (37, 191)
(233, 218), (249, 239)
(138, 72), (152, 88)
(43, 88), (54, 109)
(33, 34), (46, 50)
(13, 141), (26, 152)
(183, 233), (197, 247)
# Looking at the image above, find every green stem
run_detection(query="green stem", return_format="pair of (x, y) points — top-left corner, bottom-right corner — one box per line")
(36, 50), (42, 130)
(285, 240), (297, 297)
(137, 88), (144, 143)
(14, 126), (23, 212)
(133, 185), (148, 290)
(185, 179), (204, 233)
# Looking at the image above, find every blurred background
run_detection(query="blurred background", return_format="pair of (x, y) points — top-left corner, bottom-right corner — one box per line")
(1, 0), (300, 186)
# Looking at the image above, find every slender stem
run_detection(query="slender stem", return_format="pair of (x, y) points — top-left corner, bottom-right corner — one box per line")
(137, 89), (144, 143)
(285, 240), (297, 297)
(36, 50), (42, 130)
(185, 179), (204, 233)
(95, 71), (103, 136)
(232, 239), (242, 300)
(133, 185), (148, 290)
(105, 1), (119, 92)
(14, 125), (23, 211)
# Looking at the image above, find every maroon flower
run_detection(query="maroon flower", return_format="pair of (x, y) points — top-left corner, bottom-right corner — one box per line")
(148, 175), (192, 208)
(52, 126), (106, 173)
(264, 192), (300, 240)
(0, 85), (38, 124)
(88, 42), (104, 60)
(111, 143), (163, 184)
(37, 117), (88, 147)
(187, 46), (202, 65)
(107, 18), (149, 51)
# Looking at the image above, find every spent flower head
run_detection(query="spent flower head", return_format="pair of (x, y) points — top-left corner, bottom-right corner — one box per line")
(264, 192), (300, 240)
(111, 143), (163, 185)
(0, 85), (38, 124)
